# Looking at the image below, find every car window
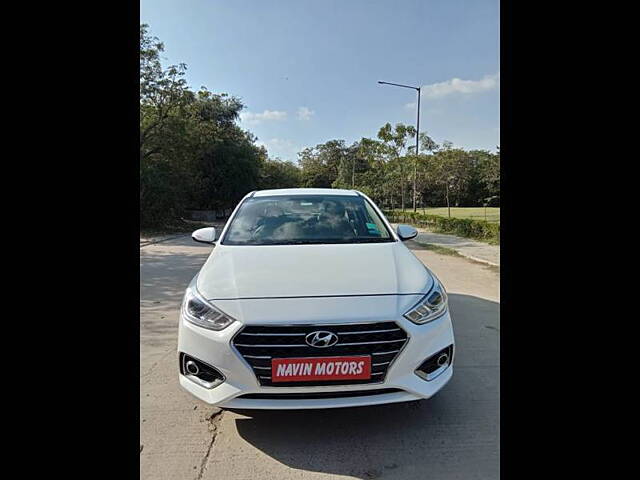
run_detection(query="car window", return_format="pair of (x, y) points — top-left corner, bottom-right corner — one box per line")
(222, 195), (394, 245)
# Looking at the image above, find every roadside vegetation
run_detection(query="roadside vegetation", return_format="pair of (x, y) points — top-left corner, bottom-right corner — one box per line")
(140, 24), (299, 229)
(140, 219), (214, 238)
(385, 211), (500, 244)
(140, 24), (500, 233)
(391, 207), (499, 223)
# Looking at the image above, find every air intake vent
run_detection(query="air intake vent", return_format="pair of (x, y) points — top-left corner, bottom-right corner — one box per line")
(239, 388), (404, 400)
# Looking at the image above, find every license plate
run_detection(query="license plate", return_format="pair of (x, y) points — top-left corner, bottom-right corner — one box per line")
(271, 356), (371, 382)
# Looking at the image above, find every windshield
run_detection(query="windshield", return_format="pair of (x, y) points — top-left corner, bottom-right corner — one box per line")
(222, 195), (394, 245)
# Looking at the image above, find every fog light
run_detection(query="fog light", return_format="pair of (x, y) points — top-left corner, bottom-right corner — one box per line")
(185, 360), (200, 375)
(415, 345), (453, 381)
(180, 353), (224, 389)
(436, 353), (449, 367)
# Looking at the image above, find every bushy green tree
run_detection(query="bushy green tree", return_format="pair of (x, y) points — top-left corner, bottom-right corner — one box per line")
(258, 158), (302, 190)
(332, 141), (370, 189)
(376, 123), (416, 211)
(298, 140), (347, 187)
(140, 24), (272, 227)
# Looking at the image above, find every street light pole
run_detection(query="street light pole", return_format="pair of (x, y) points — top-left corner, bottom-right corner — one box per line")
(378, 80), (422, 212)
(415, 87), (420, 212)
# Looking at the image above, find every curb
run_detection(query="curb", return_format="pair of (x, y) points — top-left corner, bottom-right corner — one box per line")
(400, 224), (499, 267)
(413, 240), (500, 267)
(454, 251), (500, 268)
(140, 234), (188, 248)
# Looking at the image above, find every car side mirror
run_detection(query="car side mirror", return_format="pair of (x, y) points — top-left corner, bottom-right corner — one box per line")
(192, 227), (216, 244)
(396, 224), (418, 241)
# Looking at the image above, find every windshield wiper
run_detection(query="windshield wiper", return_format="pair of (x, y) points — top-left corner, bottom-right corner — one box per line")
(351, 237), (393, 243)
(237, 237), (393, 245)
(280, 239), (339, 244)
(258, 239), (330, 245)
(260, 238), (392, 245)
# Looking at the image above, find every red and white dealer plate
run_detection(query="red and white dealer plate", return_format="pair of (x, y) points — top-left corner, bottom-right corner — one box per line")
(271, 355), (372, 382)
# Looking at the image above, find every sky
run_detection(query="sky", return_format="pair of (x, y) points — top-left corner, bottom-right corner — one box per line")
(140, 0), (500, 162)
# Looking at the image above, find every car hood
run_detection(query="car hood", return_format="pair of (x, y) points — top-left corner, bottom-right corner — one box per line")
(196, 242), (433, 300)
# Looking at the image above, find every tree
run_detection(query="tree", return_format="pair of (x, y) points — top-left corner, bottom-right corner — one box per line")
(332, 141), (370, 189)
(410, 132), (440, 209)
(298, 140), (347, 187)
(377, 123), (416, 211)
(479, 147), (500, 205)
(428, 143), (474, 217)
(420, 132), (439, 154)
(140, 24), (269, 227)
(140, 24), (191, 163)
(258, 158), (302, 190)
(140, 25), (193, 225)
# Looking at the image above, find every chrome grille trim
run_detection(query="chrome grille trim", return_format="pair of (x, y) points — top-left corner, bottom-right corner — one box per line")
(232, 321), (409, 387)
(235, 338), (405, 348)
(332, 339), (406, 346)
(239, 332), (305, 336)
(239, 328), (402, 337)
(339, 328), (402, 335)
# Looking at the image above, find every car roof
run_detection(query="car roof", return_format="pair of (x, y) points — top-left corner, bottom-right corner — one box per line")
(252, 188), (359, 197)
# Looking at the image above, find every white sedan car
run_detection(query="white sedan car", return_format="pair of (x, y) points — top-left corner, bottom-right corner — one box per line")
(178, 188), (454, 409)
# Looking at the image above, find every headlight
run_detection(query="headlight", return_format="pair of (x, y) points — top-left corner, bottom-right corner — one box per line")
(182, 287), (236, 331)
(404, 274), (448, 324)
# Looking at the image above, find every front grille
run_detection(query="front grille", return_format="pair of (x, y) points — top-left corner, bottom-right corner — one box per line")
(238, 388), (403, 400)
(232, 321), (409, 387)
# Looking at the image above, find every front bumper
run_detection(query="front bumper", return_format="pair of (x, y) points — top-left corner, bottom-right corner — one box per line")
(177, 310), (455, 410)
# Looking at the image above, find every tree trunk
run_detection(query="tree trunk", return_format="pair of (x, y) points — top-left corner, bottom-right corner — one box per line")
(400, 165), (405, 212)
(446, 183), (450, 218)
(413, 157), (417, 212)
(352, 159), (355, 187)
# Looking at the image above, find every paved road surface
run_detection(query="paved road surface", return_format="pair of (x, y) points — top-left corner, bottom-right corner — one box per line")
(140, 236), (499, 480)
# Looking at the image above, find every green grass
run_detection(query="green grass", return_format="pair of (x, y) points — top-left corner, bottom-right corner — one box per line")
(391, 207), (500, 223)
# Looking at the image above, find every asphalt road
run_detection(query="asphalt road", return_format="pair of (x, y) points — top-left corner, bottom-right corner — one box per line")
(140, 236), (500, 480)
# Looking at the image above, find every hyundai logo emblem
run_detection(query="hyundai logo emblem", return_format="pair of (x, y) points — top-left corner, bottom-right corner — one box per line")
(305, 331), (339, 348)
